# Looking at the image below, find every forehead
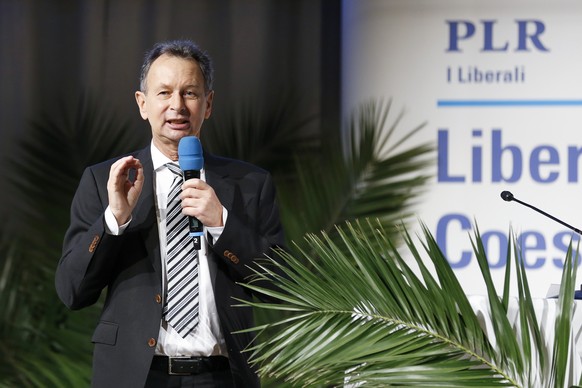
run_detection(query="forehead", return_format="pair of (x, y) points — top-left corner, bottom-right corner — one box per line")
(146, 54), (204, 86)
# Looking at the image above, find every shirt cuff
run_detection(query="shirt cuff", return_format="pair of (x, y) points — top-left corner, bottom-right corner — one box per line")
(206, 207), (228, 243)
(104, 206), (132, 235)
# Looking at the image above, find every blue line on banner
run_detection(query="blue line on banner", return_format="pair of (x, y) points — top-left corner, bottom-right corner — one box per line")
(437, 99), (582, 107)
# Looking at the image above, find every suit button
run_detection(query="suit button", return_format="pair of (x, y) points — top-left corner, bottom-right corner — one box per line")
(155, 294), (162, 304)
(88, 235), (100, 253)
(224, 250), (239, 264)
(148, 338), (156, 347)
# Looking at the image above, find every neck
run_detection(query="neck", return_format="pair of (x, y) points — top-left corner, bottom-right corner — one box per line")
(153, 139), (178, 161)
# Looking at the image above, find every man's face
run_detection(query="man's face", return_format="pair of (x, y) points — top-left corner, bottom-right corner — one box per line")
(135, 53), (213, 157)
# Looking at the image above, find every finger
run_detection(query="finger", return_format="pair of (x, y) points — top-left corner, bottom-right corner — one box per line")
(181, 178), (205, 190)
(112, 157), (141, 181)
(110, 158), (133, 181)
(132, 161), (145, 188)
(111, 155), (135, 170)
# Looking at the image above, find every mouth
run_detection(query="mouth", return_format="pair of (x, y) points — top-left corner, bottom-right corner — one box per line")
(166, 118), (190, 130)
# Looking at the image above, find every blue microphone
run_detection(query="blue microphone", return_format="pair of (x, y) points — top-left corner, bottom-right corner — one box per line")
(178, 136), (204, 248)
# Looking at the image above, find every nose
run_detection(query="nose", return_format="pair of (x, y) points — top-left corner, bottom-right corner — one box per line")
(170, 92), (185, 113)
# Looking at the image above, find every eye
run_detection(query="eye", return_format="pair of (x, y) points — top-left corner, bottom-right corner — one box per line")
(184, 90), (198, 99)
(157, 91), (170, 98)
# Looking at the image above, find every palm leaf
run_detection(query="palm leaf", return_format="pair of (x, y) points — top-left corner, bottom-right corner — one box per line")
(277, 99), (433, 245)
(203, 97), (433, 246)
(205, 97), (434, 387)
(550, 239), (578, 388)
(0, 93), (146, 387)
(238, 220), (579, 387)
(202, 91), (320, 180)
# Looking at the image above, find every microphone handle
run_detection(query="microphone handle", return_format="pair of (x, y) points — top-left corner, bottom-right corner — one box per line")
(183, 169), (204, 250)
(512, 197), (582, 235)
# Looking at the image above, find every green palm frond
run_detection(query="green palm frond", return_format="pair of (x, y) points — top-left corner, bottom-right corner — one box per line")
(203, 97), (433, 246)
(238, 220), (580, 387)
(204, 96), (434, 387)
(0, 234), (99, 388)
(202, 92), (320, 180)
(0, 93), (146, 387)
(8, 93), (147, 239)
(278, 99), (433, 244)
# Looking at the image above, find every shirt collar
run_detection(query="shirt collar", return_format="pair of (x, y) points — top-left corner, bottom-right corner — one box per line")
(150, 140), (205, 173)
(151, 140), (175, 172)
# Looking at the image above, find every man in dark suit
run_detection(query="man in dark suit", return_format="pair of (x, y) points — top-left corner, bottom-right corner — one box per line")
(55, 40), (286, 387)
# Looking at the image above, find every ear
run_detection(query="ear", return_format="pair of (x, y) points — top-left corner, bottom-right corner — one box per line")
(135, 91), (148, 120)
(204, 90), (214, 119)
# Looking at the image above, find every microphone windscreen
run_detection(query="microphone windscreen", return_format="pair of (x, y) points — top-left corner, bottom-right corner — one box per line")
(178, 136), (204, 171)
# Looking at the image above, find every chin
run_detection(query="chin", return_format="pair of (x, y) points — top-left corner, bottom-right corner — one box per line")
(168, 130), (194, 139)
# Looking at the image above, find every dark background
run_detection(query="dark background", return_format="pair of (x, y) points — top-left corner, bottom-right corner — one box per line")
(0, 0), (341, 224)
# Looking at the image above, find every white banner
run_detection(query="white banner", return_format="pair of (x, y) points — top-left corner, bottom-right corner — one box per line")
(342, 0), (582, 297)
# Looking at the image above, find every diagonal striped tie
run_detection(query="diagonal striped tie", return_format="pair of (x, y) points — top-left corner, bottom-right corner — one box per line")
(163, 162), (199, 337)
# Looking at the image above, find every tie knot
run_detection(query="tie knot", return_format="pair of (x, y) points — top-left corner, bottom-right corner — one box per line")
(166, 163), (183, 177)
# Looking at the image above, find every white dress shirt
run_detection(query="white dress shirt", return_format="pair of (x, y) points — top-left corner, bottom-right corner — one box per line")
(104, 141), (228, 357)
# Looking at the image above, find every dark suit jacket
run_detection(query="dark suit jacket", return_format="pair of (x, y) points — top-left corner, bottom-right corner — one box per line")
(55, 146), (286, 387)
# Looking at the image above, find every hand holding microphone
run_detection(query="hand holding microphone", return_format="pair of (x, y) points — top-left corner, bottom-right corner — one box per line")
(178, 137), (223, 248)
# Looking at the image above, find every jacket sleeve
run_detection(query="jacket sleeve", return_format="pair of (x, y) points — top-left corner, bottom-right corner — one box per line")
(209, 170), (287, 284)
(55, 165), (123, 310)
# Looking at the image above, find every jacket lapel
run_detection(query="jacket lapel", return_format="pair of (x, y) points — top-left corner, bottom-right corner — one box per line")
(127, 146), (162, 275)
(204, 153), (235, 212)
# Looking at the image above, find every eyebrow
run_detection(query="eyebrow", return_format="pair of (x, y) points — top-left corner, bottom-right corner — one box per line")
(154, 82), (203, 90)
